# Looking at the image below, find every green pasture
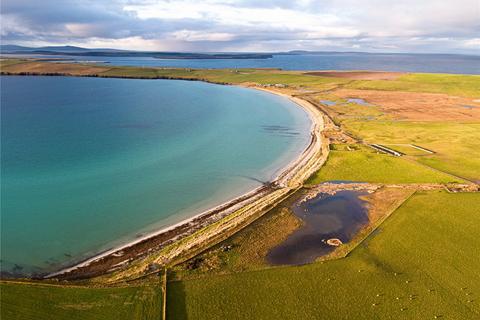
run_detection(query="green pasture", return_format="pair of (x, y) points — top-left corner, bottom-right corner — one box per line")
(0, 280), (163, 320)
(307, 144), (460, 184)
(168, 191), (480, 320)
(345, 73), (480, 98)
(341, 121), (480, 182)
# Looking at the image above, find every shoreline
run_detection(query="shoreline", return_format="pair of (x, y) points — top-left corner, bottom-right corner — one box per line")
(0, 67), (327, 280)
(38, 82), (326, 280)
(44, 185), (266, 278)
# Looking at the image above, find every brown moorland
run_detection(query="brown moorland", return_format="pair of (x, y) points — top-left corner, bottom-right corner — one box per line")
(332, 88), (480, 121)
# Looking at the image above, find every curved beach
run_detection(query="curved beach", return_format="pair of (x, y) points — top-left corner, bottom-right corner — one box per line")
(44, 84), (328, 280)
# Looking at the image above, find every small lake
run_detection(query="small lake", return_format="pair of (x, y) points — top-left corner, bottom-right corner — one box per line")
(267, 190), (369, 266)
(320, 100), (337, 106)
(347, 98), (373, 106)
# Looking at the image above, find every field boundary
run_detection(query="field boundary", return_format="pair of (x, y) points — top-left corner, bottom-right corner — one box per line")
(162, 268), (167, 320)
(319, 188), (417, 261)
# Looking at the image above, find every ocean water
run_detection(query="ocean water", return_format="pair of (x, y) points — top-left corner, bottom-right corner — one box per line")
(14, 52), (480, 74)
(0, 76), (311, 276)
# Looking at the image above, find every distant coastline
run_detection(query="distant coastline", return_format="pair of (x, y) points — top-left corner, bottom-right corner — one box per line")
(0, 45), (273, 59)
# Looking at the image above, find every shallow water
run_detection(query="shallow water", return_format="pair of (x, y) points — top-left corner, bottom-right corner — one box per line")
(1, 76), (311, 276)
(320, 100), (337, 106)
(347, 98), (372, 106)
(267, 190), (369, 265)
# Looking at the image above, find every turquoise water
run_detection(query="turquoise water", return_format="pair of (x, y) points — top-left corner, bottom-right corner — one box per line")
(0, 76), (310, 276)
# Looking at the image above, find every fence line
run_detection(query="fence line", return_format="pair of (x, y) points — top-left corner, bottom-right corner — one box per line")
(162, 268), (167, 320)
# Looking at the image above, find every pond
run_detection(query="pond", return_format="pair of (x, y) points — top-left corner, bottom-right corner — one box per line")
(267, 190), (369, 265)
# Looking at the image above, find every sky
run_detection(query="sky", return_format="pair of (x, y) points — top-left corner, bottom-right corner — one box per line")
(1, 0), (479, 53)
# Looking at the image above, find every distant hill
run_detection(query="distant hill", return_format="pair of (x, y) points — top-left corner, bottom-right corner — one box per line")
(0, 45), (272, 59)
(36, 45), (91, 52)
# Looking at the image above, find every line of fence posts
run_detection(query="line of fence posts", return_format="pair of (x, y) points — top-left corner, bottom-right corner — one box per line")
(162, 267), (167, 320)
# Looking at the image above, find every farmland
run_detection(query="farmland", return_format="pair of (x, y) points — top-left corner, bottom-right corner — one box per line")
(0, 277), (164, 320)
(307, 144), (460, 184)
(168, 191), (480, 320)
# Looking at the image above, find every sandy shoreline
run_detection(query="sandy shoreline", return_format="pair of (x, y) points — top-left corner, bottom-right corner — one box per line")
(33, 81), (327, 280)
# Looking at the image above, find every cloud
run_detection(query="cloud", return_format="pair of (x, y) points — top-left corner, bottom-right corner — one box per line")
(1, 0), (479, 53)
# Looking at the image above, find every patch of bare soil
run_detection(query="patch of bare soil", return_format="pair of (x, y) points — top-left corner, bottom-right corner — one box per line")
(332, 89), (480, 121)
(304, 71), (405, 80)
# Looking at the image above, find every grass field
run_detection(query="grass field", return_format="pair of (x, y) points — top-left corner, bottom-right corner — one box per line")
(168, 191), (480, 320)
(0, 280), (164, 320)
(345, 73), (480, 98)
(340, 121), (480, 182)
(307, 144), (461, 184)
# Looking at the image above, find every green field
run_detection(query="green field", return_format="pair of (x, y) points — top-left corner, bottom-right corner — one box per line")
(340, 121), (480, 182)
(168, 191), (480, 320)
(0, 280), (164, 320)
(308, 144), (461, 184)
(345, 73), (480, 98)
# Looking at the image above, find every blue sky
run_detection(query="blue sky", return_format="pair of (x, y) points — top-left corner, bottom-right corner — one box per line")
(1, 0), (479, 53)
